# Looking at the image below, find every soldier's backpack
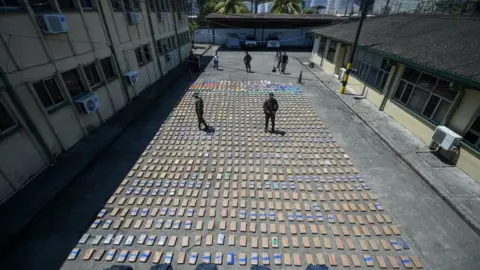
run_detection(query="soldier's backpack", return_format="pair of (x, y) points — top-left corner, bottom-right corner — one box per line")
(195, 263), (218, 270)
(150, 264), (173, 270)
(306, 264), (329, 270)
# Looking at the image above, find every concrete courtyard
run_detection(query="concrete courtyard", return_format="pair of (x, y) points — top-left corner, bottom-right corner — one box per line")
(0, 51), (479, 270)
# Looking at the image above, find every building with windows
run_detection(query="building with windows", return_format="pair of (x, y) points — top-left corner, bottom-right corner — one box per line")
(0, 0), (191, 201)
(311, 15), (480, 181)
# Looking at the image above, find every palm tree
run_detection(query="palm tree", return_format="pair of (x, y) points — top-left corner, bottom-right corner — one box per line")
(215, 0), (249, 13)
(270, 0), (303, 14)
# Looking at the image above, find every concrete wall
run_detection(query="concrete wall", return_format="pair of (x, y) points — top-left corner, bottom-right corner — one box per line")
(311, 35), (480, 182)
(0, 0), (191, 202)
(194, 28), (314, 47)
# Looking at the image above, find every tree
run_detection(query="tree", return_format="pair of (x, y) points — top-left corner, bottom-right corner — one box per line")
(215, 0), (250, 13)
(303, 8), (314, 14)
(270, 0), (303, 14)
(199, 0), (222, 17)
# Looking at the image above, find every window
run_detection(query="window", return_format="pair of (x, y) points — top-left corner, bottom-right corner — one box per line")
(0, 0), (19, 8)
(465, 113), (480, 150)
(58, 0), (76, 10)
(351, 49), (391, 92)
(143, 44), (152, 62)
(111, 0), (123, 11)
(317, 36), (326, 56)
(392, 67), (457, 124)
(167, 37), (172, 50)
(135, 47), (144, 66)
(0, 100), (16, 134)
(326, 40), (337, 63)
(79, 0), (93, 9)
(29, 0), (54, 12)
(132, 0), (140, 10)
(84, 63), (101, 87)
(156, 39), (163, 54)
(62, 69), (86, 98)
(33, 78), (65, 109)
(100, 57), (116, 81)
(135, 44), (152, 66)
(148, 0), (156, 11)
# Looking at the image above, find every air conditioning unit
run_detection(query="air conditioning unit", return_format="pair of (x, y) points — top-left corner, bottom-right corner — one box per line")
(124, 70), (139, 85)
(74, 93), (100, 114)
(127, 12), (140, 25)
(337, 68), (346, 82)
(432, 126), (462, 151)
(38, 14), (68, 34)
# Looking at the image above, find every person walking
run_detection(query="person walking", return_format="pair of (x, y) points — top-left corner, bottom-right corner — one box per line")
(263, 92), (279, 133)
(193, 93), (209, 130)
(276, 52), (282, 69)
(281, 52), (289, 74)
(244, 51), (252, 73)
(213, 51), (219, 70)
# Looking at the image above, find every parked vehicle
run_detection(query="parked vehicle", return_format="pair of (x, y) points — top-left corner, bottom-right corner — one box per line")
(244, 35), (257, 48)
(266, 35), (280, 48)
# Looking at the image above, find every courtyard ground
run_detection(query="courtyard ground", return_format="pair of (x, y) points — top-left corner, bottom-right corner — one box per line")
(0, 51), (479, 270)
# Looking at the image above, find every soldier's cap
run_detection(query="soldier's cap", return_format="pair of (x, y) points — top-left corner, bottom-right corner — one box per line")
(269, 92), (274, 97)
(193, 92), (199, 97)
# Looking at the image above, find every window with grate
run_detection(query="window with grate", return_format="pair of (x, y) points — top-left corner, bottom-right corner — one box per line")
(84, 63), (101, 88)
(350, 49), (391, 92)
(111, 0), (123, 11)
(33, 78), (65, 110)
(148, 0), (156, 11)
(100, 57), (116, 81)
(0, 100), (17, 134)
(392, 67), (457, 124)
(135, 47), (145, 66)
(62, 69), (86, 98)
(326, 40), (337, 63)
(79, 0), (93, 9)
(465, 113), (480, 151)
(132, 0), (141, 10)
(143, 44), (152, 62)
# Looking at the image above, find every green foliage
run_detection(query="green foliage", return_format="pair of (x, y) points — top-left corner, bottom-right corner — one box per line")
(215, 0), (250, 14)
(200, 0), (222, 17)
(189, 21), (199, 33)
(270, 0), (303, 14)
(303, 8), (314, 14)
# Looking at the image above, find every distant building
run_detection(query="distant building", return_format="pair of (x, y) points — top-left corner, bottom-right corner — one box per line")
(311, 15), (480, 182)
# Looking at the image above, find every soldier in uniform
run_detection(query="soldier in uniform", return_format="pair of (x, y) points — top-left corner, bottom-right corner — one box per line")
(193, 93), (209, 130)
(263, 92), (279, 133)
(244, 51), (252, 73)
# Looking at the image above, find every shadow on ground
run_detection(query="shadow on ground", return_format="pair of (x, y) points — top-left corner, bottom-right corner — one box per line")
(0, 56), (213, 269)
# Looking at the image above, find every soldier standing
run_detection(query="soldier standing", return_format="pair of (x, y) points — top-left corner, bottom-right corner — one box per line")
(244, 51), (252, 73)
(193, 93), (209, 130)
(263, 92), (278, 133)
(281, 52), (289, 74)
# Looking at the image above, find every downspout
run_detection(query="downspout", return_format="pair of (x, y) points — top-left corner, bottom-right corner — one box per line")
(146, 2), (164, 77)
(98, 1), (131, 103)
(171, 1), (182, 61)
(0, 68), (54, 163)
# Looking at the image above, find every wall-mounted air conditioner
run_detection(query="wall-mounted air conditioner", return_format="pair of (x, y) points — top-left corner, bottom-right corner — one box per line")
(337, 68), (346, 82)
(38, 14), (69, 34)
(74, 93), (100, 114)
(432, 126), (462, 151)
(127, 12), (140, 25)
(124, 71), (139, 85)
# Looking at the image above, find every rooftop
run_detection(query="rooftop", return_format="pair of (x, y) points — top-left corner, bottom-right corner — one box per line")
(205, 13), (341, 20)
(313, 14), (480, 86)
